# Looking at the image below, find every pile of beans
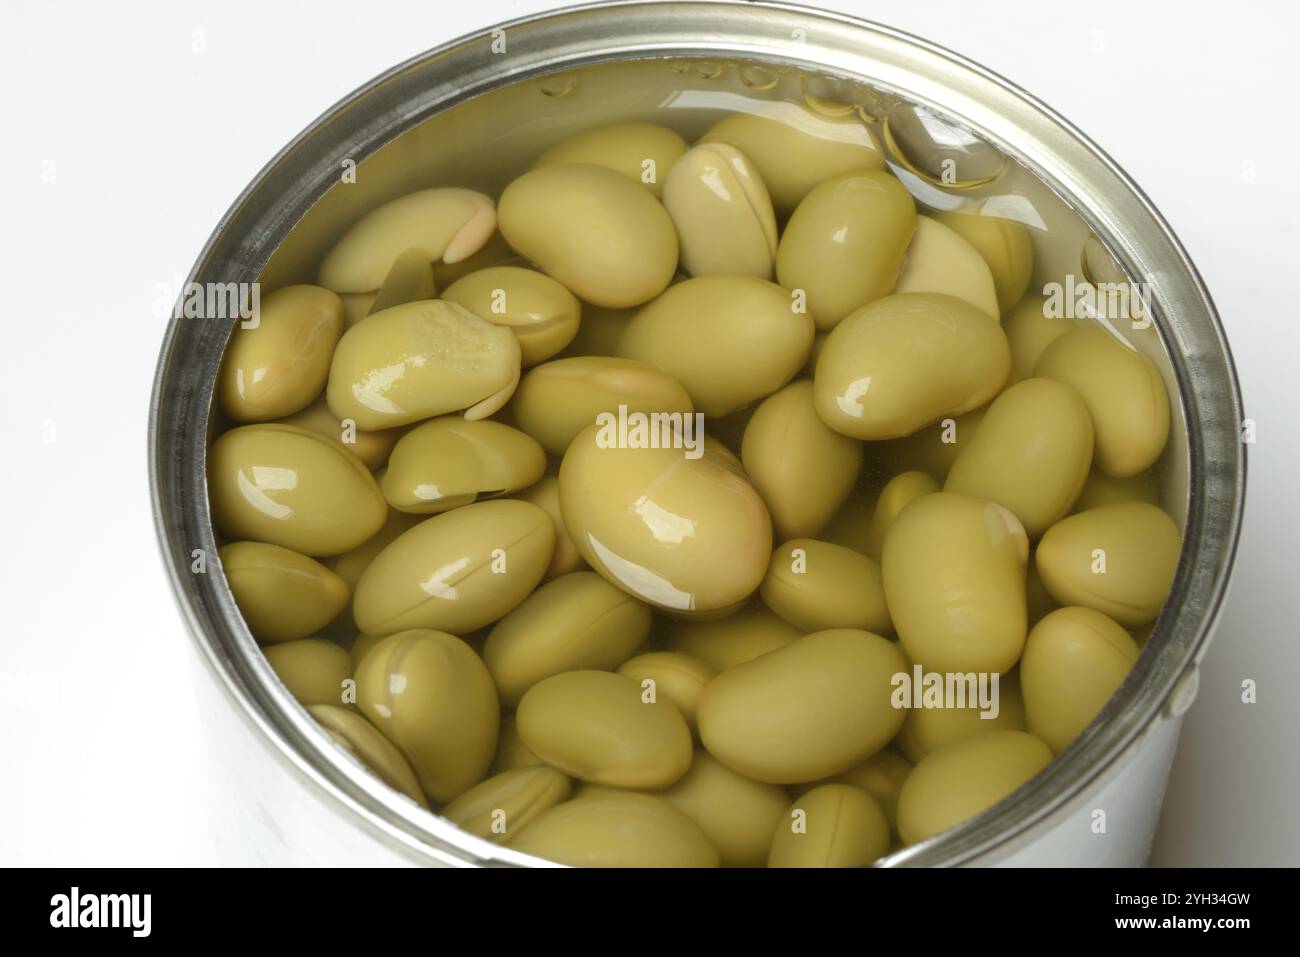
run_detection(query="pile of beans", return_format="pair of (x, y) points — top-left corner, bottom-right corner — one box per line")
(208, 113), (1180, 867)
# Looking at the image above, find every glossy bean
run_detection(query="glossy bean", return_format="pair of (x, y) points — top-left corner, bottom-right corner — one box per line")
(663, 602), (801, 672)
(933, 208), (1035, 313)
(559, 423), (772, 615)
(326, 299), (521, 429)
(616, 652), (717, 738)
(353, 629), (500, 802)
(531, 122), (687, 197)
(309, 704), (428, 808)
(814, 293), (1009, 440)
(209, 424), (388, 556)
(219, 284), (344, 422)
(262, 638), (352, 708)
(659, 750), (790, 868)
(699, 106), (885, 215)
(862, 471), (939, 562)
(442, 266), (581, 366)
(662, 142), (777, 278)
(381, 417), (546, 515)
(442, 766), (572, 843)
(776, 170), (917, 329)
(352, 499), (555, 636)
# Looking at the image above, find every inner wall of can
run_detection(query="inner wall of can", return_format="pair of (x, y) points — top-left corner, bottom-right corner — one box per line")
(150, 1), (1244, 867)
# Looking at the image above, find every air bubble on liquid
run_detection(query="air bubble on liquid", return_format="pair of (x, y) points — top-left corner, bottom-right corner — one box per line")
(740, 65), (779, 91)
(539, 74), (578, 97)
(1081, 233), (1128, 286)
(667, 60), (691, 75)
(1078, 233), (1156, 345)
(801, 74), (856, 117)
(693, 61), (725, 80)
(882, 102), (1007, 190)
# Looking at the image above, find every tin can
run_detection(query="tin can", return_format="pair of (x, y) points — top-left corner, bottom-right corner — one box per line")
(148, 1), (1245, 866)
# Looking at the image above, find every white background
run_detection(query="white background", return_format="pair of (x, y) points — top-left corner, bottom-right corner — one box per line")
(0, 0), (1296, 866)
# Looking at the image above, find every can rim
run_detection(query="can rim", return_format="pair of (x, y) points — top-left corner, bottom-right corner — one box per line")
(148, 0), (1246, 866)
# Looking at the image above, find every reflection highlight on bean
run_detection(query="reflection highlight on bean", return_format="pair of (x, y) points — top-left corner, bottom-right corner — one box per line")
(209, 103), (1182, 866)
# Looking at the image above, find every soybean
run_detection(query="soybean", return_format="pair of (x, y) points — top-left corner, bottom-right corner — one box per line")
(1021, 607), (1140, 753)
(558, 423), (772, 615)
(516, 670), (693, 790)
(352, 499), (555, 636)
(759, 539), (892, 634)
(354, 630), (500, 802)
(511, 476), (587, 580)
(776, 170), (917, 329)
(326, 299), (522, 429)
(741, 380), (863, 541)
(381, 417), (546, 515)
(318, 187), (496, 293)
(814, 293), (1009, 440)
(616, 652), (717, 737)
(507, 792), (718, 867)
(892, 217), (999, 319)
(441, 266), (581, 366)
(262, 638), (352, 708)
(658, 750), (789, 868)
(209, 424), (388, 556)
(483, 572), (651, 706)
(944, 377), (1094, 537)
(862, 471), (939, 562)
(498, 164), (678, 308)
(1002, 294), (1072, 383)
(697, 629), (908, 784)
(769, 784), (890, 868)
(531, 122), (687, 197)
(617, 275), (813, 417)
(699, 107), (885, 215)
(663, 602), (800, 672)
(881, 492), (1028, 675)
(221, 541), (349, 642)
(277, 396), (401, 472)
(662, 142), (778, 278)
(219, 284), (344, 422)
(510, 356), (694, 457)
(1035, 327), (1170, 477)
(1034, 502), (1180, 627)
(442, 766), (572, 843)
(897, 730), (1052, 845)
(309, 704), (428, 809)
(933, 208), (1035, 313)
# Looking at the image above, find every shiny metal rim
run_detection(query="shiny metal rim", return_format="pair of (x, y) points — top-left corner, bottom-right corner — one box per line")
(148, 0), (1246, 867)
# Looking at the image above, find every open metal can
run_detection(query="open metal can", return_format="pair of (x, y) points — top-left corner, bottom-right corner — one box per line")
(148, 0), (1245, 866)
